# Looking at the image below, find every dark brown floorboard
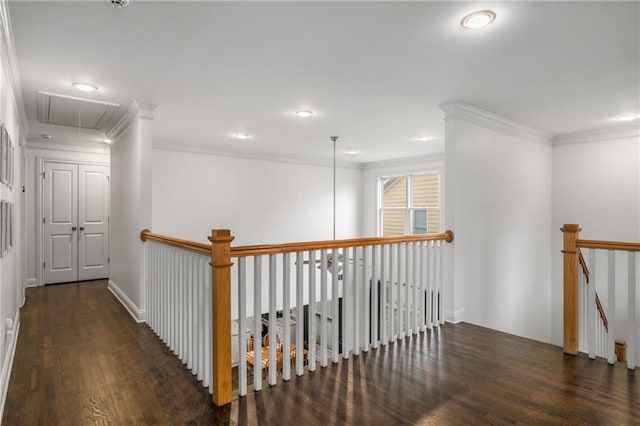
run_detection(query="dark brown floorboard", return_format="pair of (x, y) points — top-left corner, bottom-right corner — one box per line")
(3, 281), (639, 425)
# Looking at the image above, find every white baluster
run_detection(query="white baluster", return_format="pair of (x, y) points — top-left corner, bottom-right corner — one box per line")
(295, 251), (305, 375)
(308, 250), (317, 372)
(342, 247), (351, 358)
(332, 248), (340, 362)
(438, 240), (444, 325)
(398, 243), (405, 339)
(389, 244), (396, 342)
(607, 250), (616, 364)
(204, 257), (212, 391)
(371, 245), (379, 348)
(412, 242), (418, 335)
(320, 250), (328, 366)
(268, 254), (277, 385)
(253, 255), (262, 392)
(363, 246), (370, 352)
(381, 244), (388, 345)
(588, 249), (596, 359)
(628, 252), (636, 370)
(238, 256), (247, 396)
(403, 242), (409, 338)
(283, 253), (292, 378)
(353, 247), (360, 355)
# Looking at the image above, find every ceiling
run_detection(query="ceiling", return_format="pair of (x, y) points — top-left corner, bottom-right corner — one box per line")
(7, 1), (639, 163)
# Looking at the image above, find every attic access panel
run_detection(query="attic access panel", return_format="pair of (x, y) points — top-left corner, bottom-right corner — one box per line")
(37, 91), (121, 130)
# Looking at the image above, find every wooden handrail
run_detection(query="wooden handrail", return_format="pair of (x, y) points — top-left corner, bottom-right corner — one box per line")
(230, 230), (454, 258)
(577, 239), (640, 252)
(578, 248), (608, 331)
(140, 229), (210, 255)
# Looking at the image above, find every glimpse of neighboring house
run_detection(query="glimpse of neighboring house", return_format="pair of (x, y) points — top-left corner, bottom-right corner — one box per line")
(381, 175), (440, 236)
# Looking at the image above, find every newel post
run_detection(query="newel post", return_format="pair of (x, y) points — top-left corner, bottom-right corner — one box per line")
(209, 229), (234, 406)
(561, 224), (580, 355)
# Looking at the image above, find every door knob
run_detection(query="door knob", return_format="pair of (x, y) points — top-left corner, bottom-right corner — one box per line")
(79, 227), (85, 231)
(71, 226), (77, 231)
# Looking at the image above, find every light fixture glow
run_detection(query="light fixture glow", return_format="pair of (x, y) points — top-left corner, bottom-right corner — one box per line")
(103, 138), (112, 144)
(233, 133), (250, 140)
(615, 114), (640, 122)
(295, 110), (314, 118)
(345, 149), (360, 155)
(461, 10), (496, 29)
(417, 136), (433, 142)
(72, 82), (98, 92)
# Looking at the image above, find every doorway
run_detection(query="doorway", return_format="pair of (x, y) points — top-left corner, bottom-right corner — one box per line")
(42, 161), (109, 284)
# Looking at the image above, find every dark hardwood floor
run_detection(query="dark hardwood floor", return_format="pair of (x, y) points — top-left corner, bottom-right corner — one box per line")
(3, 281), (639, 425)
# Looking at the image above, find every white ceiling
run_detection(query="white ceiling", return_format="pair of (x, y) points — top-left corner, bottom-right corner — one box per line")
(8, 1), (640, 163)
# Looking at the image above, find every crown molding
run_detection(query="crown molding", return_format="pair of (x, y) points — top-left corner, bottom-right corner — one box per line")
(107, 100), (158, 141)
(553, 121), (640, 146)
(25, 140), (110, 155)
(0, 0), (29, 138)
(153, 142), (363, 170)
(439, 101), (553, 146)
(362, 152), (444, 171)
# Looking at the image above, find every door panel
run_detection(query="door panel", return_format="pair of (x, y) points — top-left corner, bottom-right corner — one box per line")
(78, 164), (109, 281)
(43, 162), (78, 284)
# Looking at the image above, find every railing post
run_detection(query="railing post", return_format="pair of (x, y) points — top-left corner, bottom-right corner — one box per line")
(209, 229), (234, 406)
(562, 224), (580, 355)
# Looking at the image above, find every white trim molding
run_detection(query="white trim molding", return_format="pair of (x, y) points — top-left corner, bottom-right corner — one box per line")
(108, 280), (146, 323)
(439, 101), (553, 146)
(444, 308), (465, 324)
(0, 310), (20, 419)
(107, 100), (158, 141)
(553, 121), (640, 145)
(362, 152), (444, 171)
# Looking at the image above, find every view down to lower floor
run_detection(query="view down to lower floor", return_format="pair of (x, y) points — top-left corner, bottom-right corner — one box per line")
(3, 280), (639, 425)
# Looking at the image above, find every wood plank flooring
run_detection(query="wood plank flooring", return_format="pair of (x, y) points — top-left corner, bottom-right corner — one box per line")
(4, 280), (639, 425)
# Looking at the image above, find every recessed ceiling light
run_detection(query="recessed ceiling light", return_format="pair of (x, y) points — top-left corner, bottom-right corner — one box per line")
(295, 110), (314, 118)
(461, 10), (496, 29)
(72, 81), (98, 92)
(233, 133), (250, 140)
(103, 138), (112, 144)
(108, 0), (130, 8)
(615, 114), (640, 122)
(345, 149), (360, 155)
(417, 136), (433, 142)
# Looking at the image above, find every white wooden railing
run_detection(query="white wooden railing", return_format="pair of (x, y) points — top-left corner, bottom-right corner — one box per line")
(231, 232), (452, 396)
(140, 229), (453, 406)
(141, 231), (214, 394)
(562, 224), (639, 369)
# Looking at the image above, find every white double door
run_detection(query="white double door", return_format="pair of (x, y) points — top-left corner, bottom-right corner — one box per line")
(43, 162), (110, 284)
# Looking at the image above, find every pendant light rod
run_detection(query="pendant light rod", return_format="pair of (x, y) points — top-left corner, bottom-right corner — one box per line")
(330, 136), (338, 240)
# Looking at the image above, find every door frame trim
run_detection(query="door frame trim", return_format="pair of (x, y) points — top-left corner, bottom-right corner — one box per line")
(36, 157), (109, 286)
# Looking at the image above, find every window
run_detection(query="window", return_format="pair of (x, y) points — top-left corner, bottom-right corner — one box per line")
(378, 174), (440, 236)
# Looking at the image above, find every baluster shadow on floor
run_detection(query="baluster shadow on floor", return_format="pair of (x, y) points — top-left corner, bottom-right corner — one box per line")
(3, 281), (639, 425)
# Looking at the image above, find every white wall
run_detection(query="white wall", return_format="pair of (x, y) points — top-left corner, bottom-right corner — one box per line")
(551, 135), (640, 346)
(0, 1), (25, 414)
(23, 143), (109, 287)
(442, 102), (553, 343)
(152, 149), (362, 245)
(109, 102), (154, 322)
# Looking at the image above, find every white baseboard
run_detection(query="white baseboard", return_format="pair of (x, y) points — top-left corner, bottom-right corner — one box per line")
(108, 280), (146, 323)
(444, 308), (465, 324)
(0, 310), (20, 419)
(25, 278), (37, 288)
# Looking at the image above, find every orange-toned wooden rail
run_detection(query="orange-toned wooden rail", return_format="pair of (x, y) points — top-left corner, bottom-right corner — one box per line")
(140, 229), (210, 255)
